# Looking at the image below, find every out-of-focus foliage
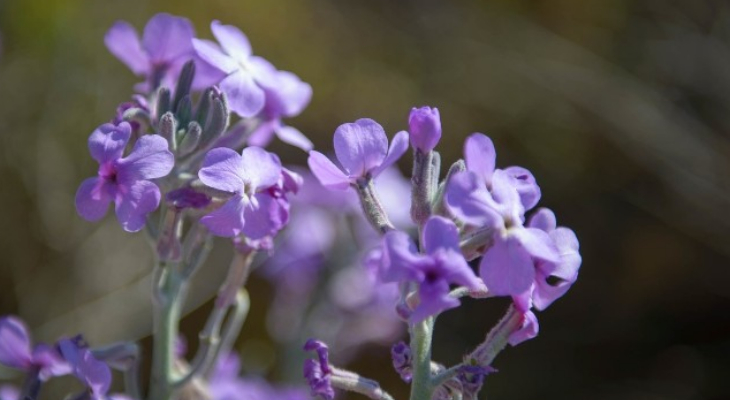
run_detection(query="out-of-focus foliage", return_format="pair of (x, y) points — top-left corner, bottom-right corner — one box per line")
(0, 0), (728, 399)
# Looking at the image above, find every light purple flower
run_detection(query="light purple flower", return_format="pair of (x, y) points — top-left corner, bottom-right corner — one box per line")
(408, 106), (441, 152)
(247, 66), (314, 151)
(512, 208), (582, 312)
(209, 352), (309, 400)
(198, 146), (284, 238)
(446, 134), (559, 299)
(303, 339), (334, 400)
(57, 338), (132, 400)
(0, 316), (70, 380)
(380, 216), (481, 323)
(75, 122), (174, 232)
(105, 13), (222, 92)
(193, 21), (278, 117)
(308, 118), (409, 190)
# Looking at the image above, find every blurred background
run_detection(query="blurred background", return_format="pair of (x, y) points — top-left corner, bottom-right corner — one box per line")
(0, 0), (729, 399)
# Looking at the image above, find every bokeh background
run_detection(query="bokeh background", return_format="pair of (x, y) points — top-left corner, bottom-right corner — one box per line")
(1, 0), (729, 399)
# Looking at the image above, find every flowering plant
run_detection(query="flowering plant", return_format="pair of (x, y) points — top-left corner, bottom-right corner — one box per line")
(0, 12), (581, 400)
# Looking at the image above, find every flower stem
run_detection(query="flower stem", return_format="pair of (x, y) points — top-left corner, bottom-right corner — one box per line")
(467, 305), (522, 366)
(409, 318), (434, 400)
(355, 178), (395, 234)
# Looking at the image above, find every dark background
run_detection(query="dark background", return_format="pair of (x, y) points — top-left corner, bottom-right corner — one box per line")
(0, 0), (729, 399)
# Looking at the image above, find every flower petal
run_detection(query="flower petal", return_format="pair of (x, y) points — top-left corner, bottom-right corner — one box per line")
(241, 146), (281, 190)
(199, 147), (245, 193)
(372, 130), (409, 177)
(75, 178), (115, 222)
(142, 13), (194, 63)
(263, 70), (312, 117)
(514, 228), (560, 263)
(32, 344), (71, 380)
(114, 180), (161, 232)
(242, 193), (287, 239)
(0, 317), (32, 370)
(333, 119), (388, 177)
(116, 135), (174, 182)
(220, 71), (266, 118)
(527, 208), (556, 232)
(307, 151), (351, 191)
(211, 20), (252, 61)
(380, 231), (428, 283)
(247, 120), (277, 148)
(464, 133), (496, 185)
(422, 216), (461, 254)
(503, 166), (541, 211)
(104, 21), (148, 75)
(508, 310), (539, 346)
(192, 39), (240, 74)
(445, 171), (502, 228)
(58, 339), (111, 396)
(479, 234), (535, 296)
(434, 249), (481, 289)
(276, 125), (314, 151)
(200, 195), (247, 237)
(88, 123), (131, 164)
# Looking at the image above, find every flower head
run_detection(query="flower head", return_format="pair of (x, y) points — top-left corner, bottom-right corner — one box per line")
(198, 146), (285, 238)
(75, 122), (174, 232)
(408, 106), (441, 152)
(0, 316), (70, 380)
(446, 134), (559, 299)
(380, 216), (481, 323)
(193, 21), (278, 117)
(105, 13), (221, 92)
(308, 118), (409, 190)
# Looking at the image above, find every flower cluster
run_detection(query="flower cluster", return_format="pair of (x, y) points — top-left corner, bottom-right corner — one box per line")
(304, 106), (582, 399)
(1, 10), (584, 400)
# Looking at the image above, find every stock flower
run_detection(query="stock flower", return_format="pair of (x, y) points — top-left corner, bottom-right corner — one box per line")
(514, 208), (582, 312)
(105, 13), (221, 92)
(0, 316), (70, 380)
(380, 216), (481, 323)
(198, 146), (284, 238)
(308, 118), (409, 190)
(57, 338), (131, 400)
(390, 341), (412, 382)
(209, 352), (308, 400)
(193, 21), (277, 117)
(408, 106), (441, 152)
(303, 339), (334, 400)
(247, 66), (314, 151)
(446, 134), (559, 300)
(75, 122), (174, 232)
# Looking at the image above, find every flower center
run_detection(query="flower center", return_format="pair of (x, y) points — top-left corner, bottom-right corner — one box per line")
(99, 163), (118, 183)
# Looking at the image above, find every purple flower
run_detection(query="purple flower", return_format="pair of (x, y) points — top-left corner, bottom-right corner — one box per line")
(303, 339), (334, 400)
(308, 118), (409, 190)
(57, 338), (132, 400)
(247, 66), (314, 151)
(390, 341), (412, 382)
(209, 352), (309, 400)
(408, 106), (441, 152)
(507, 310), (539, 346)
(75, 122), (174, 232)
(446, 134), (559, 299)
(193, 21), (277, 117)
(512, 208), (582, 312)
(380, 216), (481, 323)
(0, 316), (70, 380)
(105, 13), (222, 92)
(198, 146), (284, 238)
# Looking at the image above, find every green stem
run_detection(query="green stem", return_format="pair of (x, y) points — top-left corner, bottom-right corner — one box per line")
(467, 305), (522, 366)
(148, 263), (186, 400)
(409, 318), (434, 400)
(355, 178), (395, 233)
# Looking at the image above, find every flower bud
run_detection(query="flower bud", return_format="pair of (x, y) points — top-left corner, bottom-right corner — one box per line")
(408, 106), (441, 152)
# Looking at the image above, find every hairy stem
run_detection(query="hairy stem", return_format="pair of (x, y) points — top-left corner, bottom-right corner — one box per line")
(355, 178), (395, 234)
(409, 318), (434, 400)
